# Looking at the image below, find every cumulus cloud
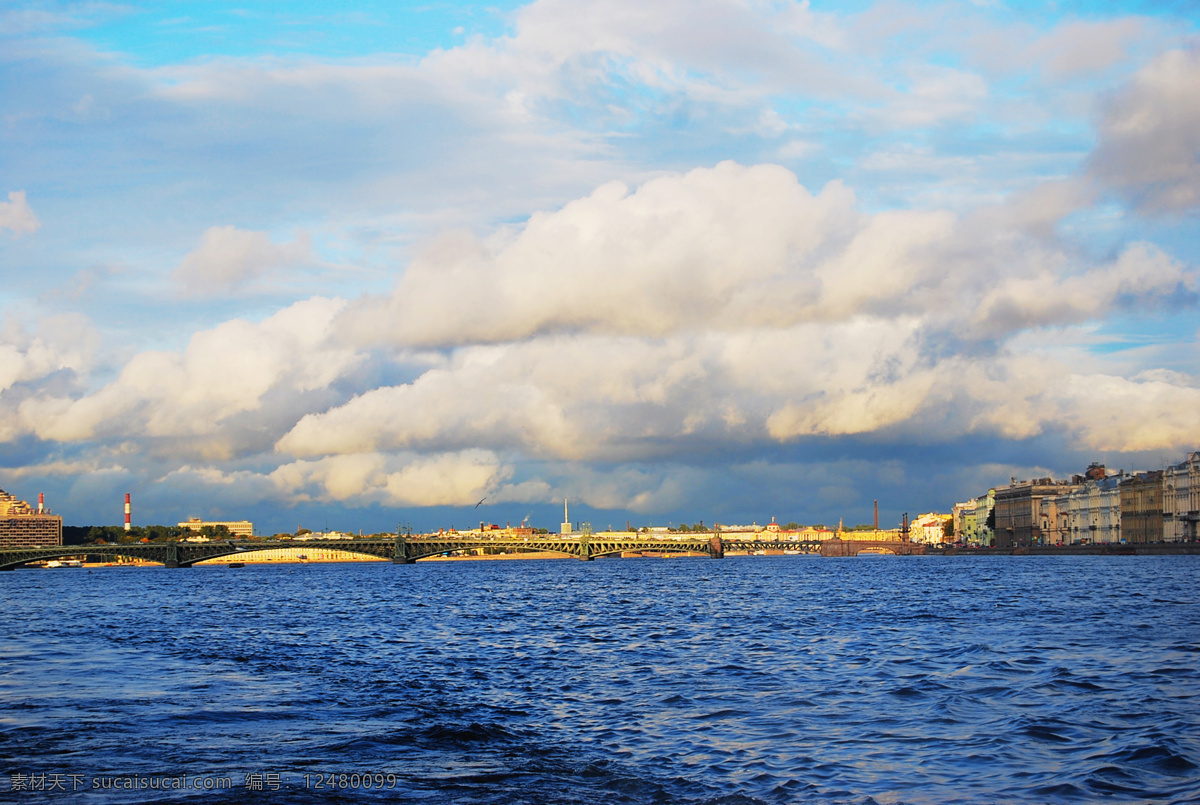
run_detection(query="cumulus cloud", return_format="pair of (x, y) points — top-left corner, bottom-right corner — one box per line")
(342, 162), (1194, 352)
(1090, 48), (1200, 213)
(0, 314), (98, 441)
(0, 190), (40, 236)
(970, 242), (1197, 338)
(0, 314), (95, 396)
(18, 298), (363, 456)
(271, 163), (1199, 483)
(165, 449), (538, 508)
(341, 163), (861, 347)
(173, 226), (316, 295)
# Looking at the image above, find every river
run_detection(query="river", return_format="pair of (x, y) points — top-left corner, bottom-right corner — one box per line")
(1, 555), (1197, 803)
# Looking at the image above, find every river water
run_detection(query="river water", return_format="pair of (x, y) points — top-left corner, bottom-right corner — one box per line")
(1, 555), (1197, 804)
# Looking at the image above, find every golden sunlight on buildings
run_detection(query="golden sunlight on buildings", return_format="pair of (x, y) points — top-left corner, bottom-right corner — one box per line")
(0, 488), (62, 548)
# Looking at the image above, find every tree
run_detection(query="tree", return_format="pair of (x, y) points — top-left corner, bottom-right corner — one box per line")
(943, 519), (955, 538)
(784, 522), (800, 530)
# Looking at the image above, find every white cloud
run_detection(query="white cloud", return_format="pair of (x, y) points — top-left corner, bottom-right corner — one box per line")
(165, 449), (536, 508)
(0, 190), (40, 236)
(342, 163), (1194, 353)
(1090, 48), (1200, 213)
(341, 162), (860, 347)
(173, 226), (315, 295)
(18, 297), (363, 455)
(970, 242), (1196, 339)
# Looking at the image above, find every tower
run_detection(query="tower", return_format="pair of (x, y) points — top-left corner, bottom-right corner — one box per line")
(561, 498), (572, 535)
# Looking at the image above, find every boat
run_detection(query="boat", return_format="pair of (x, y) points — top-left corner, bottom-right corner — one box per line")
(228, 562), (245, 568)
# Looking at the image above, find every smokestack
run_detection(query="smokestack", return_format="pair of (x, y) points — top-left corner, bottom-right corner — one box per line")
(874, 500), (878, 530)
(124, 493), (131, 532)
(38, 493), (44, 514)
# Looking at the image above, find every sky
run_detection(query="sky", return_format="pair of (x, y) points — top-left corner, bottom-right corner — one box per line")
(1, 0), (1198, 536)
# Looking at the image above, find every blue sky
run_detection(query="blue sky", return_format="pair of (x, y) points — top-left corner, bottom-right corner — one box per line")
(1, 0), (1198, 535)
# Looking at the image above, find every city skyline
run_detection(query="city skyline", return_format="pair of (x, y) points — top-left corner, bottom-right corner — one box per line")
(2, 0), (1199, 536)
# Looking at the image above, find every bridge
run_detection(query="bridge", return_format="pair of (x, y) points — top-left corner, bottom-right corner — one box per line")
(0, 534), (772, 569)
(819, 537), (926, 557)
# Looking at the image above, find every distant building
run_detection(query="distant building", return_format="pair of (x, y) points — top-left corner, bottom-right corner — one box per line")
(837, 528), (903, 542)
(1120, 471), (1164, 544)
(954, 490), (995, 546)
(0, 488), (62, 547)
(560, 499), (572, 535)
(909, 512), (951, 544)
(1047, 471), (1126, 545)
(178, 518), (253, 539)
(1164, 451), (1200, 542)
(995, 474), (1081, 548)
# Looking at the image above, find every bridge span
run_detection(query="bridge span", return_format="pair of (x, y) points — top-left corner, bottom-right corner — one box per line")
(819, 537), (926, 557)
(0, 534), (800, 569)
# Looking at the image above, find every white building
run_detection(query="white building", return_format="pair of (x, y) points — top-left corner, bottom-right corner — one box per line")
(909, 512), (950, 544)
(178, 518), (254, 538)
(1048, 473), (1125, 544)
(1164, 451), (1200, 542)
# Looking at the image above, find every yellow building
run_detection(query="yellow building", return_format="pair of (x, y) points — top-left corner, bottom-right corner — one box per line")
(838, 528), (903, 542)
(178, 518), (254, 538)
(0, 488), (63, 547)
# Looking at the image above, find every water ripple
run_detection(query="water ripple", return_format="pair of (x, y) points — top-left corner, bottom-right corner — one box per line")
(1, 556), (1198, 803)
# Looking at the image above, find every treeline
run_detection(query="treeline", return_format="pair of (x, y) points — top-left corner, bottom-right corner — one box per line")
(63, 524), (233, 545)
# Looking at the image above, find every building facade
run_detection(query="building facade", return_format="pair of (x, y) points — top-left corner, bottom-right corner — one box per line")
(0, 488), (63, 547)
(1047, 473), (1125, 545)
(1120, 471), (1164, 544)
(1164, 452), (1200, 542)
(178, 518), (254, 538)
(995, 477), (1080, 548)
(909, 512), (951, 544)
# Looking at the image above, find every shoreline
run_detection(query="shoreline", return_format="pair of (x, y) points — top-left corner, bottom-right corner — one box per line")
(14, 542), (1200, 570)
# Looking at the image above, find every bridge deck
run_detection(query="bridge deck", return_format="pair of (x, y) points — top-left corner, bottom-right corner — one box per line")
(0, 536), (831, 570)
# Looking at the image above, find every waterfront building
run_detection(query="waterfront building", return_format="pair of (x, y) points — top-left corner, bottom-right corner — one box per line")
(909, 512), (951, 544)
(1120, 471), (1164, 543)
(1164, 451), (1200, 542)
(0, 488), (63, 547)
(837, 528), (903, 542)
(995, 475), (1081, 548)
(954, 493), (995, 545)
(952, 500), (976, 543)
(973, 490), (995, 545)
(178, 518), (254, 538)
(1047, 471), (1126, 545)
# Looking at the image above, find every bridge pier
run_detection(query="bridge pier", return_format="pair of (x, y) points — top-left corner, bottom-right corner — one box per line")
(393, 535), (413, 564)
(709, 536), (724, 559)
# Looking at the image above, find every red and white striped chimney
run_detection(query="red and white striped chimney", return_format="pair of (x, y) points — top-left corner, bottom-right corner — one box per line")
(124, 493), (131, 532)
(38, 493), (44, 514)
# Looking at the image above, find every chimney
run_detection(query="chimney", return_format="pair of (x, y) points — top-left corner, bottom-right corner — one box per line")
(874, 499), (878, 530)
(124, 493), (131, 532)
(38, 492), (44, 514)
